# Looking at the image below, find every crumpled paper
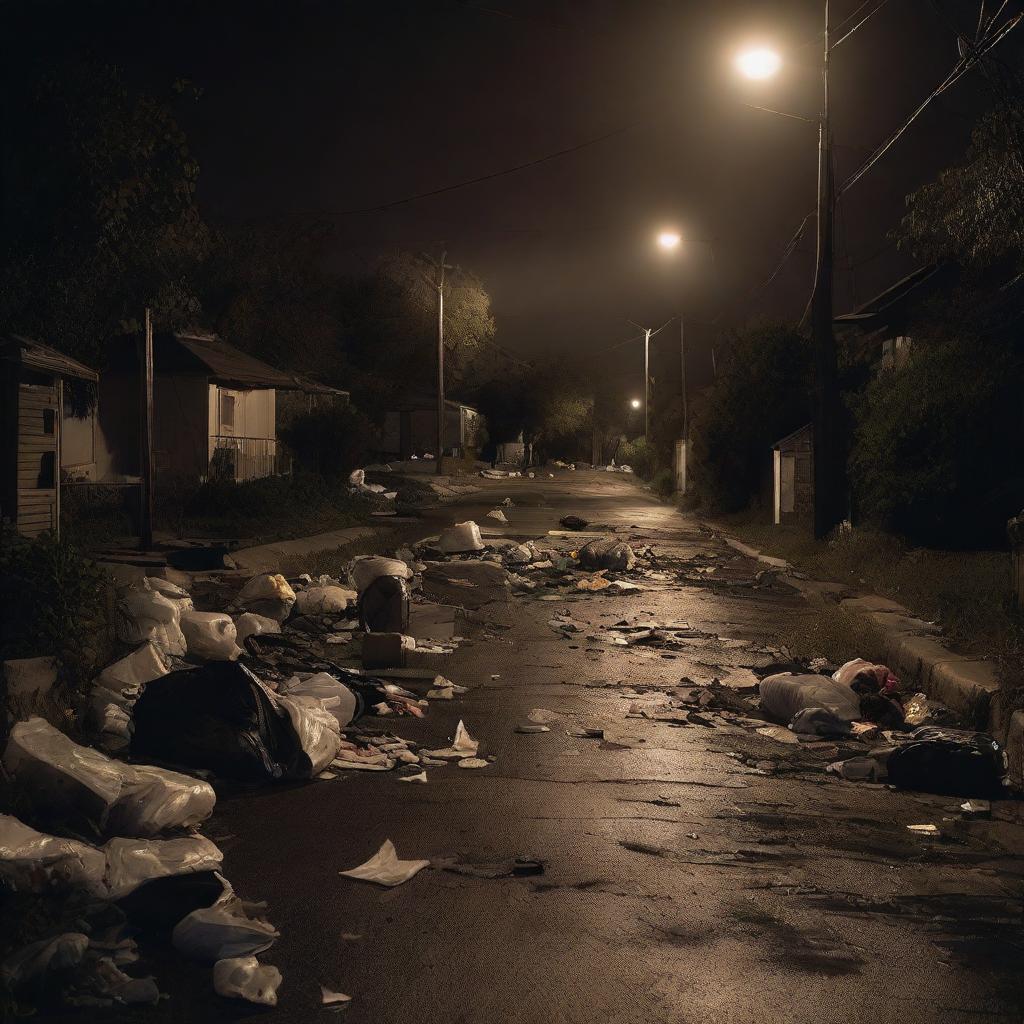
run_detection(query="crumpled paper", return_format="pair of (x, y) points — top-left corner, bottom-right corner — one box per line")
(338, 840), (429, 887)
(421, 721), (478, 759)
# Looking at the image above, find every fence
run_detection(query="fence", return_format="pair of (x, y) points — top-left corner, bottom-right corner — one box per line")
(209, 436), (291, 482)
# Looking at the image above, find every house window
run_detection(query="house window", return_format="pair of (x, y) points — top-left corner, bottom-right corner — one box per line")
(42, 409), (55, 435)
(220, 391), (236, 431)
(37, 451), (55, 489)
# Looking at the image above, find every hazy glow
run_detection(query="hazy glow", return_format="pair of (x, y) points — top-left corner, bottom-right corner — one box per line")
(657, 230), (681, 250)
(630, 399), (641, 409)
(736, 47), (781, 80)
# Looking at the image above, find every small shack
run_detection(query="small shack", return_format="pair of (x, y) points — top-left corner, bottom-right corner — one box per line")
(772, 423), (813, 526)
(379, 395), (485, 461)
(0, 335), (98, 538)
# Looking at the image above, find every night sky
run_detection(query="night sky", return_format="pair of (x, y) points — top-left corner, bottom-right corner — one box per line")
(34, 0), (1024, 390)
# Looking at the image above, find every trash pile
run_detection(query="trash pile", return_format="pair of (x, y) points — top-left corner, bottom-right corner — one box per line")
(0, 519), (518, 1013)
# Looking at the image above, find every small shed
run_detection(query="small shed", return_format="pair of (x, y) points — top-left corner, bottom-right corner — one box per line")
(0, 335), (98, 538)
(379, 395), (485, 461)
(772, 423), (813, 526)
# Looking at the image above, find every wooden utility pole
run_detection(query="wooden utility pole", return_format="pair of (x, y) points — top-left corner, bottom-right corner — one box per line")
(643, 327), (651, 442)
(139, 308), (155, 549)
(810, 0), (843, 539)
(435, 252), (447, 476)
(679, 314), (688, 440)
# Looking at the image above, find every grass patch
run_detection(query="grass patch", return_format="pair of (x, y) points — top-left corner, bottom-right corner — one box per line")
(777, 604), (889, 667)
(277, 523), (430, 578)
(719, 511), (1024, 688)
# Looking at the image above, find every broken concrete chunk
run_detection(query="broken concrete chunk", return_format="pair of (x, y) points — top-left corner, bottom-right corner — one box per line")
(437, 521), (485, 553)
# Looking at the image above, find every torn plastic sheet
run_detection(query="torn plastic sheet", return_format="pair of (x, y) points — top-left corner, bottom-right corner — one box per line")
(421, 720), (479, 759)
(338, 840), (430, 887)
(322, 985), (352, 1007)
(173, 885), (280, 963)
(398, 770), (428, 783)
(103, 835), (223, 900)
(0, 813), (107, 896)
(213, 956), (282, 1006)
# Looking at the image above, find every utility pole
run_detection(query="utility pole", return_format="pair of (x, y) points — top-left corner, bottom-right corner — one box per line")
(435, 251), (446, 476)
(643, 327), (651, 442)
(679, 314), (688, 440)
(810, 0), (843, 539)
(139, 308), (154, 550)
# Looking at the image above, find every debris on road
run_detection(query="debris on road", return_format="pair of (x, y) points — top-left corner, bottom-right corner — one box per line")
(422, 720), (479, 759)
(438, 521), (485, 552)
(173, 888), (280, 962)
(213, 956), (282, 1006)
(321, 985), (353, 1007)
(339, 840), (430, 887)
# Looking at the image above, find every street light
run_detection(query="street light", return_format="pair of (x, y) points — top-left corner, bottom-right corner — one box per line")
(657, 230), (681, 250)
(735, 47), (781, 81)
(630, 399), (641, 409)
(736, 13), (842, 540)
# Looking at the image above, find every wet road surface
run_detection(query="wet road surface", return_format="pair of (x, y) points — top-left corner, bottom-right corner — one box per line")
(159, 471), (1024, 1023)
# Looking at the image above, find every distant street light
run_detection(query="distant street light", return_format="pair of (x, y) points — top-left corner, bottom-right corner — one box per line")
(630, 398), (641, 409)
(657, 230), (681, 250)
(735, 47), (781, 81)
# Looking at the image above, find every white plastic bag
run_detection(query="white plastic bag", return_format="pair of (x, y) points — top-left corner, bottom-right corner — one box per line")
(143, 577), (194, 613)
(0, 814), (107, 896)
(233, 612), (281, 647)
(350, 556), (413, 592)
(294, 586), (357, 616)
(279, 673), (357, 729)
(3, 718), (215, 837)
(213, 956), (282, 1006)
(97, 642), (169, 694)
(421, 720), (479, 759)
(236, 574), (296, 622)
(173, 888), (279, 963)
(275, 696), (341, 778)
(103, 835), (223, 900)
(180, 611), (242, 661)
(437, 521), (484, 553)
(116, 581), (186, 657)
(348, 468), (365, 487)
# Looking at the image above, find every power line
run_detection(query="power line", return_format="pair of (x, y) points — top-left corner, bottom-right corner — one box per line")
(832, 0), (892, 48)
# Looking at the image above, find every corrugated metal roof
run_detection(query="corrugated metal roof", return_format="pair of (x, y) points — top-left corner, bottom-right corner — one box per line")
(0, 335), (98, 381)
(168, 332), (322, 390)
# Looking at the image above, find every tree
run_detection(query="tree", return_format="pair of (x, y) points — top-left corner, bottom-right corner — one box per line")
(339, 252), (496, 405)
(899, 106), (1024, 274)
(0, 56), (209, 370)
(689, 322), (811, 513)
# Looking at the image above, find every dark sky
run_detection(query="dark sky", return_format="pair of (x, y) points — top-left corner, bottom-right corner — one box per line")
(34, 0), (1024, 392)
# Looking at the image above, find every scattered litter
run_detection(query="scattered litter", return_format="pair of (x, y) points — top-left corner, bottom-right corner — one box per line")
(233, 612), (281, 647)
(339, 840), (430, 887)
(903, 692), (959, 728)
(887, 726), (1006, 797)
(528, 708), (559, 723)
(236, 573), (296, 622)
(0, 814), (107, 896)
(422, 720), (479, 759)
(115, 580), (187, 657)
(321, 985), (352, 1007)
(961, 799), (991, 817)
(103, 835), (223, 900)
(294, 585), (357, 617)
(437, 521), (485, 553)
(486, 508), (509, 523)
(578, 539), (636, 571)
(213, 956), (282, 1006)
(577, 574), (611, 592)
(350, 556), (413, 591)
(759, 673), (861, 724)
(398, 771), (428, 783)
(422, 561), (510, 608)
(559, 515), (589, 531)
(907, 824), (940, 836)
(566, 727), (604, 739)
(515, 724), (550, 734)
(173, 887), (280, 962)
(433, 857), (543, 878)
(180, 610), (242, 661)
(1, 932), (89, 992)
(457, 757), (489, 769)
(756, 725), (801, 745)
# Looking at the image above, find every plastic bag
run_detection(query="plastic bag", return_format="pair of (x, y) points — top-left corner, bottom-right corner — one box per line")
(833, 658), (898, 694)
(338, 839), (430, 887)
(350, 556), (413, 592)
(173, 887), (279, 963)
(3, 717), (215, 837)
(294, 586), (357, 616)
(437, 521), (484, 553)
(233, 612), (281, 647)
(278, 673), (358, 729)
(887, 726), (1006, 797)
(578, 539), (636, 571)
(180, 611), (242, 661)
(213, 956), (282, 1006)
(103, 835), (223, 900)
(236, 574), (296, 622)
(759, 673), (861, 724)
(275, 695), (342, 778)
(1, 933), (89, 991)
(0, 813), (107, 895)
(348, 468), (365, 487)
(115, 580), (186, 657)
(143, 577), (194, 613)
(96, 642), (169, 694)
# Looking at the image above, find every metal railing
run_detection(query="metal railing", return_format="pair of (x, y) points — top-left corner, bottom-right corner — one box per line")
(209, 436), (291, 482)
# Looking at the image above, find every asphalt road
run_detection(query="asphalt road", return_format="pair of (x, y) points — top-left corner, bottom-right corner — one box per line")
(149, 471), (1024, 1023)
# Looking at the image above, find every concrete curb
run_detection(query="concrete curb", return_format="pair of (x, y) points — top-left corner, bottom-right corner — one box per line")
(232, 526), (378, 573)
(701, 520), (1013, 750)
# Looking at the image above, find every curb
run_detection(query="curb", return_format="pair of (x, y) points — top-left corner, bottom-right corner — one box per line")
(232, 526), (378, 573)
(701, 520), (1013, 752)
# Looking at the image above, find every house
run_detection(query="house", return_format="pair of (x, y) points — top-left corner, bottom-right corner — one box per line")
(833, 263), (956, 371)
(378, 394), (485, 461)
(771, 423), (813, 526)
(86, 330), (345, 485)
(1, 335), (98, 538)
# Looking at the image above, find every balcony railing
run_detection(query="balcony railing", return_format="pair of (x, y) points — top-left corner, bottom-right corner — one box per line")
(209, 435), (291, 482)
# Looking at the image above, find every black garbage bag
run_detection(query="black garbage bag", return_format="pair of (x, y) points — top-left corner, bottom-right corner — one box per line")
(359, 575), (410, 633)
(886, 726), (1007, 797)
(117, 871), (225, 931)
(131, 662), (300, 782)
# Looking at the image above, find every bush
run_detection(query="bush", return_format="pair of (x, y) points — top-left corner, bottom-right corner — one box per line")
(849, 329), (1024, 547)
(0, 526), (114, 729)
(651, 467), (676, 498)
(689, 322), (810, 513)
(617, 436), (658, 479)
(279, 402), (376, 479)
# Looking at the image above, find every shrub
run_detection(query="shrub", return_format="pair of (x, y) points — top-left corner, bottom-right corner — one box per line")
(279, 402), (376, 479)
(651, 467), (676, 498)
(617, 436), (658, 479)
(689, 322), (810, 513)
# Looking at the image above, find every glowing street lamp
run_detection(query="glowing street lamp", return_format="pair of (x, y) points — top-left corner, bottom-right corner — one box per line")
(656, 230), (681, 250)
(630, 398), (641, 409)
(735, 47), (781, 80)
